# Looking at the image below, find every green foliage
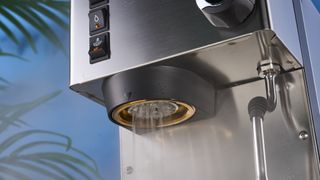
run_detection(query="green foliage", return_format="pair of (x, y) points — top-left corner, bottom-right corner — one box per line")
(0, 0), (70, 90)
(0, 1), (103, 177)
(0, 52), (29, 62)
(0, 91), (62, 132)
(0, 92), (103, 179)
(0, 0), (70, 53)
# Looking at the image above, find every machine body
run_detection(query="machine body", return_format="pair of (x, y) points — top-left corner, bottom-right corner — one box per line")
(70, 0), (320, 179)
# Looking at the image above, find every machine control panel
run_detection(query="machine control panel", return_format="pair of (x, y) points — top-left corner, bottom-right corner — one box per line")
(88, 0), (110, 64)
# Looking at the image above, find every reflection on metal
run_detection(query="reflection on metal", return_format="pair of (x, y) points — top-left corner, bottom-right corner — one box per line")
(252, 116), (268, 180)
(264, 73), (278, 112)
(72, 30), (302, 106)
(249, 43), (283, 180)
(248, 97), (269, 180)
(256, 31), (281, 112)
(299, 131), (309, 140)
(120, 70), (320, 180)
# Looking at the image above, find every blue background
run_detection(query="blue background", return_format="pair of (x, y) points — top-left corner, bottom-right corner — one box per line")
(0, 2), (120, 180)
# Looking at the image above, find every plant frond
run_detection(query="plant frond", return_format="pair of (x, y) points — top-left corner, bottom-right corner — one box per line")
(1, 159), (64, 179)
(44, 158), (92, 180)
(0, 91), (62, 131)
(17, 152), (103, 179)
(27, 2), (69, 30)
(0, 21), (19, 45)
(0, 7), (37, 52)
(0, 52), (29, 61)
(0, 0), (69, 52)
(10, 141), (98, 170)
(0, 130), (71, 154)
(3, 4), (67, 54)
(34, 160), (74, 180)
(0, 165), (30, 179)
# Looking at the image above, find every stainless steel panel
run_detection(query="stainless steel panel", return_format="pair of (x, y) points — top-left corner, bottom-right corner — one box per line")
(293, 0), (320, 162)
(71, 30), (301, 105)
(70, 0), (266, 86)
(119, 69), (320, 180)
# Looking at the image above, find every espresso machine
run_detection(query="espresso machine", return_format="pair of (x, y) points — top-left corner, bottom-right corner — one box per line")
(70, 0), (320, 179)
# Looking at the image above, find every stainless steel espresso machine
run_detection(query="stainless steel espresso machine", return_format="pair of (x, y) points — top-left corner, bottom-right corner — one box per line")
(70, 0), (320, 179)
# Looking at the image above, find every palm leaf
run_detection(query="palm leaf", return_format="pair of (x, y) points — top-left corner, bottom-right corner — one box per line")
(0, 0), (69, 52)
(11, 141), (98, 170)
(0, 130), (103, 179)
(0, 165), (30, 180)
(34, 160), (74, 180)
(3, 4), (67, 54)
(0, 139), (103, 179)
(0, 91), (62, 131)
(0, 21), (19, 44)
(0, 52), (29, 61)
(0, 98), (103, 179)
(1, 159), (65, 179)
(0, 130), (71, 155)
(48, 159), (92, 180)
(18, 152), (102, 179)
(0, 6), (37, 52)
(23, 2), (69, 30)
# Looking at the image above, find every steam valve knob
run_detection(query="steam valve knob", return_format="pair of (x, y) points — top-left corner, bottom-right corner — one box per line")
(196, 0), (256, 28)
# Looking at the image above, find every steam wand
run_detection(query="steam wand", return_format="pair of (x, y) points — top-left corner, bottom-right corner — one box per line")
(248, 97), (268, 180)
(248, 60), (281, 180)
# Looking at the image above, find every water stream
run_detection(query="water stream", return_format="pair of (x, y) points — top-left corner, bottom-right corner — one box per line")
(129, 102), (170, 180)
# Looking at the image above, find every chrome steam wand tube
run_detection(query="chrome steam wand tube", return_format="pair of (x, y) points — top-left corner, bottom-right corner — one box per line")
(252, 116), (268, 180)
(248, 97), (269, 180)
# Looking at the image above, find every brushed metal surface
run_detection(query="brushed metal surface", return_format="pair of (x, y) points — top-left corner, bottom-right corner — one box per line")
(119, 69), (320, 180)
(71, 30), (301, 106)
(70, 0), (305, 87)
(293, 0), (320, 156)
(70, 0), (266, 86)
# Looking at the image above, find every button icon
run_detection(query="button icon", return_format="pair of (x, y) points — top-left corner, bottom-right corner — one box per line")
(94, 15), (100, 23)
(89, 33), (110, 63)
(89, 6), (109, 35)
(93, 37), (103, 47)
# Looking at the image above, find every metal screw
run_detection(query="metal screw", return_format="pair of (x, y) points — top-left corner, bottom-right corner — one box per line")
(299, 131), (309, 140)
(126, 166), (133, 175)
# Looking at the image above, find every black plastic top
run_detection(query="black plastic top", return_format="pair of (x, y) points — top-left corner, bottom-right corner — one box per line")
(205, 0), (224, 5)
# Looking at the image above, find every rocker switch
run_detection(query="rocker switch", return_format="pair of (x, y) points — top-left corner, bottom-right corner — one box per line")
(89, 7), (109, 35)
(89, 33), (110, 63)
